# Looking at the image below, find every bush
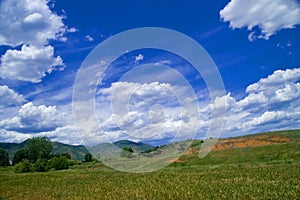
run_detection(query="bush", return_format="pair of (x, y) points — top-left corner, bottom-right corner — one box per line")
(84, 153), (92, 162)
(50, 156), (70, 170)
(14, 160), (32, 173)
(120, 147), (134, 158)
(33, 159), (49, 172)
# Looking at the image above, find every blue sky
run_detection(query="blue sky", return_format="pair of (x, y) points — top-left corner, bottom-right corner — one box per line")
(0, 0), (299, 145)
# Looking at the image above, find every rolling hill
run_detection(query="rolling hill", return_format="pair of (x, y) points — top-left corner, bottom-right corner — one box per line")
(174, 129), (300, 166)
(0, 130), (299, 165)
(113, 140), (154, 152)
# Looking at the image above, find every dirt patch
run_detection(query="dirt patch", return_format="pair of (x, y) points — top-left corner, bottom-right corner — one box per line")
(167, 158), (182, 163)
(183, 147), (198, 155)
(213, 136), (291, 151)
(182, 136), (292, 154)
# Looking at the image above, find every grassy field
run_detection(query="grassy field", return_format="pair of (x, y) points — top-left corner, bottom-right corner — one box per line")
(0, 130), (299, 199)
(0, 162), (299, 199)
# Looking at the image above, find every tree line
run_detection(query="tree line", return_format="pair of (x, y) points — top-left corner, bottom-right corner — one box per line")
(0, 137), (93, 173)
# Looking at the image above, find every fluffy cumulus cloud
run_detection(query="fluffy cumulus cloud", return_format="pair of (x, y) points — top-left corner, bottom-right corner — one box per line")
(246, 68), (300, 92)
(0, 0), (68, 82)
(0, 0), (65, 46)
(0, 85), (25, 107)
(0, 45), (63, 82)
(220, 0), (300, 40)
(92, 81), (200, 144)
(223, 68), (300, 135)
(0, 102), (66, 133)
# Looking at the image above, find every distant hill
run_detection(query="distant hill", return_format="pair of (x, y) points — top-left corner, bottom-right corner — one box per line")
(0, 140), (89, 161)
(51, 142), (89, 161)
(113, 140), (154, 152)
(0, 139), (154, 161)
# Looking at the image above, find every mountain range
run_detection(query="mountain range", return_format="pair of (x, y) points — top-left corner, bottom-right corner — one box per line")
(0, 139), (154, 161)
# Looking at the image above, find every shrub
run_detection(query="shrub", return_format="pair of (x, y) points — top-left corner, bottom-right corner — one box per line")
(50, 156), (70, 170)
(14, 160), (32, 173)
(84, 153), (92, 162)
(33, 159), (49, 172)
(120, 147), (134, 158)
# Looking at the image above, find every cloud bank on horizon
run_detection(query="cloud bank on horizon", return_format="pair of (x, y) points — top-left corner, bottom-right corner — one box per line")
(0, 0), (299, 145)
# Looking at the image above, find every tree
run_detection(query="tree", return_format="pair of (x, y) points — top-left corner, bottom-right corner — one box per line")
(50, 156), (69, 170)
(26, 137), (52, 163)
(122, 147), (134, 153)
(12, 149), (29, 165)
(60, 153), (71, 160)
(0, 148), (10, 166)
(120, 147), (134, 158)
(84, 153), (92, 162)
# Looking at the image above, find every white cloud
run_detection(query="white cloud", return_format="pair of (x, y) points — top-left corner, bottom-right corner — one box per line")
(67, 27), (78, 33)
(0, 85), (25, 107)
(247, 111), (288, 127)
(1, 67), (300, 145)
(0, 45), (64, 82)
(220, 0), (300, 40)
(246, 68), (300, 93)
(93, 67), (300, 142)
(0, 0), (66, 46)
(247, 31), (256, 42)
(0, 102), (66, 133)
(0, 0), (68, 82)
(236, 92), (268, 110)
(0, 125), (81, 145)
(222, 68), (300, 135)
(134, 54), (144, 63)
(94, 81), (199, 142)
(0, 129), (31, 143)
(85, 35), (94, 42)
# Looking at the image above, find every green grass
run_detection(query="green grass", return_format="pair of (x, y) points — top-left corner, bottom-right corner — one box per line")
(0, 163), (299, 200)
(232, 129), (300, 139)
(0, 130), (299, 199)
(179, 142), (300, 166)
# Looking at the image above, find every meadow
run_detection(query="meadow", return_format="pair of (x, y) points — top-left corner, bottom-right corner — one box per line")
(0, 162), (299, 199)
(0, 130), (299, 199)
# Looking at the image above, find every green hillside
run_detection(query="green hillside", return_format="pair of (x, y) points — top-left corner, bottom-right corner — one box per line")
(51, 142), (89, 161)
(175, 129), (300, 166)
(113, 140), (154, 152)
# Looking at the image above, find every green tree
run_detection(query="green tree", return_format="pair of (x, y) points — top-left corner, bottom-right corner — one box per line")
(12, 149), (29, 165)
(50, 156), (70, 170)
(60, 153), (71, 160)
(0, 148), (10, 166)
(120, 147), (134, 158)
(84, 153), (92, 162)
(26, 137), (52, 163)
